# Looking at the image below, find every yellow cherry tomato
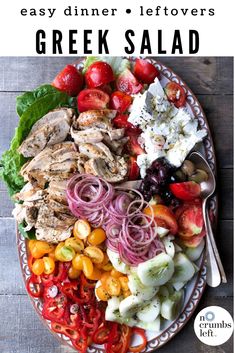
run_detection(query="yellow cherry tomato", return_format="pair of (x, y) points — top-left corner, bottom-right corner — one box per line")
(65, 237), (84, 253)
(105, 276), (121, 296)
(28, 240), (37, 253)
(86, 267), (102, 281)
(119, 276), (129, 291)
(102, 262), (113, 271)
(84, 246), (104, 264)
(72, 254), (85, 270)
(73, 220), (91, 240)
(48, 250), (57, 262)
(96, 285), (110, 301)
(111, 269), (122, 278)
(68, 266), (81, 279)
(96, 253), (109, 269)
(43, 257), (55, 275)
(88, 228), (106, 245)
(30, 246), (44, 259)
(55, 242), (75, 262)
(82, 256), (94, 278)
(34, 241), (55, 254)
(123, 289), (131, 298)
(32, 259), (45, 276)
(100, 272), (111, 287)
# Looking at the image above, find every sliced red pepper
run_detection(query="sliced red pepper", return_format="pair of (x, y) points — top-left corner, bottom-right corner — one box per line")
(92, 324), (111, 344)
(105, 323), (119, 353)
(129, 327), (147, 352)
(53, 262), (70, 283)
(71, 330), (88, 353)
(42, 294), (67, 323)
(60, 280), (90, 304)
(41, 273), (54, 287)
(26, 274), (43, 298)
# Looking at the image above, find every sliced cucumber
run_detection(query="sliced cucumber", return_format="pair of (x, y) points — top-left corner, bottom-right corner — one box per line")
(137, 296), (161, 322)
(107, 248), (130, 274)
(158, 286), (169, 301)
(128, 272), (159, 300)
(135, 317), (161, 332)
(162, 237), (175, 258)
(171, 253), (195, 283)
(107, 296), (122, 311)
(171, 281), (186, 291)
(119, 295), (143, 318)
(157, 226), (169, 238)
(185, 239), (205, 262)
(165, 283), (175, 295)
(161, 290), (183, 321)
(105, 307), (121, 322)
(137, 253), (174, 286)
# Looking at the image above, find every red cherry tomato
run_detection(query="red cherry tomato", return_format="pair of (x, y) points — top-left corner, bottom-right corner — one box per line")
(116, 69), (143, 95)
(134, 58), (160, 84)
(77, 89), (110, 112)
(85, 61), (114, 88)
(110, 91), (132, 113)
(52, 65), (84, 97)
(169, 181), (201, 201)
(126, 134), (145, 156)
(112, 114), (141, 134)
(128, 156), (140, 180)
(165, 82), (186, 108)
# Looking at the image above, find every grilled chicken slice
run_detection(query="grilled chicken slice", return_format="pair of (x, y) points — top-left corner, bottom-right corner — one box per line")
(35, 203), (76, 231)
(79, 143), (114, 161)
(18, 108), (74, 157)
(77, 110), (117, 130)
(14, 182), (46, 202)
(71, 127), (103, 144)
(102, 134), (129, 155)
(20, 142), (80, 187)
(47, 179), (68, 204)
(85, 156), (128, 183)
(36, 227), (73, 243)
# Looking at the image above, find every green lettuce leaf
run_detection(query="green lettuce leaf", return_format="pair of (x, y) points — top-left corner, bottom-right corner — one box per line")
(83, 56), (131, 76)
(0, 85), (74, 196)
(18, 223), (36, 240)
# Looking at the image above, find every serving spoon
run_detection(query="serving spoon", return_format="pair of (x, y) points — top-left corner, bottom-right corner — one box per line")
(189, 151), (227, 287)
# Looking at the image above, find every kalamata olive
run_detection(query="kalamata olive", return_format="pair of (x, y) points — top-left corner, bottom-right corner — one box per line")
(189, 169), (208, 183)
(143, 190), (152, 201)
(174, 169), (187, 182)
(181, 160), (195, 176)
(150, 184), (160, 194)
(139, 181), (146, 193)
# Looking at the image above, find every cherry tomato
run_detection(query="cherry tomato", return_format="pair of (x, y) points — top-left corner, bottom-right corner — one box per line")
(82, 256), (94, 278)
(84, 246), (104, 264)
(85, 61), (114, 88)
(86, 267), (102, 281)
(110, 91), (132, 113)
(72, 254), (85, 270)
(112, 114), (141, 134)
(119, 276), (129, 291)
(144, 204), (178, 235)
(65, 237), (84, 253)
(34, 241), (55, 255)
(105, 276), (121, 296)
(170, 181), (201, 201)
(52, 64), (84, 96)
(116, 69), (143, 95)
(77, 88), (110, 112)
(127, 134), (145, 156)
(165, 82), (186, 108)
(134, 58), (160, 84)
(96, 285), (110, 301)
(88, 228), (106, 246)
(30, 246), (44, 259)
(110, 269), (122, 279)
(128, 156), (140, 181)
(55, 242), (76, 262)
(43, 257), (55, 275)
(32, 259), (45, 276)
(68, 266), (81, 279)
(73, 219), (91, 240)
(28, 240), (37, 253)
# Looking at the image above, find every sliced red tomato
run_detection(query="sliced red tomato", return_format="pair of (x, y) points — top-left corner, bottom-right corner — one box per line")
(116, 69), (143, 95)
(128, 156), (140, 180)
(127, 134), (145, 156)
(77, 88), (110, 112)
(85, 61), (114, 88)
(165, 82), (186, 108)
(52, 64), (84, 97)
(112, 114), (141, 134)
(99, 83), (113, 95)
(134, 58), (160, 84)
(110, 91), (132, 113)
(169, 181), (201, 201)
(144, 204), (178, 235)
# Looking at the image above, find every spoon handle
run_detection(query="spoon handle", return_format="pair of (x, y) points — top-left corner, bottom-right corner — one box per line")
(202, 201), (222, 287)
(206, 210), (227, 283)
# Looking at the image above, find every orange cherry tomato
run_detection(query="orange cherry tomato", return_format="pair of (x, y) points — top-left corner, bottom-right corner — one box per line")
(96, 253), (109, 269)
(96, 286), (110, 301)
(119, 276), (129, 292)
(73, 219), (91, 240)
(105, 276), (121, 296)
(65, 237), (84, 253)
(82, 256), (94, 278)
(86, 267), (102, 281)
(32, 259), (45, 276)
(84, 246), (104, 264)
(43, 257), (55, 275)
(111, 269), (122, 278)
(28, 240), (37, 253)
(72, 254), (85, 270)
(88, 228), (106, 245)
(100, 272), (111, 286)
(30, 246), (44, 259)
(34, 241), (55, 254)
(102, 262), (113, 271)
(68, 266), (81, 279)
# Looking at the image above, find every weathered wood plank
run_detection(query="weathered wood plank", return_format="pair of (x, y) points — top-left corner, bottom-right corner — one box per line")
(0, 57), (233, 95)
(0, 93), (233, 168)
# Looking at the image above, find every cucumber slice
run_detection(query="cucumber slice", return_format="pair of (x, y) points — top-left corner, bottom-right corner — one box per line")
(165, 283), (175, 295)
(107, 296), (122, 311)
(157, 226), (170, 238)
(163, 237), (175, 258)
(137, 296), (161, 322)
(161, 290), (183, 321)
(119, 295), (143, 318)
(185, 238), (205, 261)
(135, 317), (161, 332)
(171, 253), (195, 283)
(107, 248), (130, 274)
(137, 253), (174, 286)
(128, 272), (159, 300)
(171, 281), (186, 291)
(158, 286), (169, 301)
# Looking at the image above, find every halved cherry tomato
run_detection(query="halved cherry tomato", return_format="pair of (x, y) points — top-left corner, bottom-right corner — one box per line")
(84, 246), (104, 264)
(127, 134), (145, 156)
(110, 91), (132, 113)
(104, 276), (121, 296)
(111, 269), (122, 278)
(55, 242), (76, 262)
(85, 61), (114, 88)
(129, 327), (147, 352)
(73, 219), (91, 239)
(169, 181), (201, 201)
(82, 256), (94, 278)
(165, 81), (186, 108)
(72, 254), (85, 270)
(28, 240), (37, 253)
(86, 267), (102, 281)
(34, 241), (55, 254)
(77, 88), (110, 112)
(112, 114), (141, 134)
(88, 228), (106, 245)
(52, 64), (84, 96)
(30, 245), (44, 259)
(96, 285), (110, 301)
(144, 204), (178, 235)
(119, 276), (129, 291)
(32, 259), (45, 276)
(134, 58), (160, 84)
(43, 257), (55, 274)
(68, 266), (81, 279)
(128, 156), (140, 181)
(116, 69), (143, 95)
(65, 237), (84, 253)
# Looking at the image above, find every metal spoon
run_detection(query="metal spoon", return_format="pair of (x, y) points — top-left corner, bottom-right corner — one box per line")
(189, 151), (227, 287)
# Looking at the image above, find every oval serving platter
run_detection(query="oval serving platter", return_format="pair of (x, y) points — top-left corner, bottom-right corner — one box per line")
(16, 57), (217, 352)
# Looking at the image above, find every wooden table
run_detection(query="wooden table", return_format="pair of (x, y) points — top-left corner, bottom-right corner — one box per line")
(0, 57), (233, 353)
